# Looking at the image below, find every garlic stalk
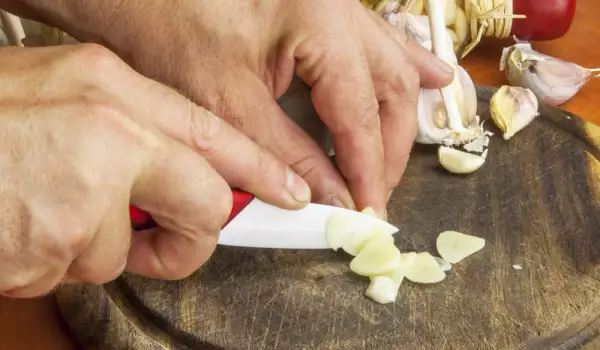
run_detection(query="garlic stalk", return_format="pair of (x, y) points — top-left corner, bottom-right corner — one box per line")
(500, 40), (599, 106)
(427, 0), (466, 133)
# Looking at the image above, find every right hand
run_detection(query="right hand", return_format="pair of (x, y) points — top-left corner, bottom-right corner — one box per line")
(0, 44), (311, 298)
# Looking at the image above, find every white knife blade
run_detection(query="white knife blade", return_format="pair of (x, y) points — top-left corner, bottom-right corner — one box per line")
(218, 199), (399, 249)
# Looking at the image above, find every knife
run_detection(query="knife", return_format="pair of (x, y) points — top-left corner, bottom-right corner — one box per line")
(129, 190), (398, 249)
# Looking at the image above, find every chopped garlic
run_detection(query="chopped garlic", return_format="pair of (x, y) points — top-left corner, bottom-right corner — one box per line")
(436, 230), (485, 264)
(404, 252), (446, 284)
(438, 146), (486, 174)
(379, 252), (418, 284)
(350, 234), (401, 276)
(365, 276), (399, 304)
(342, 226), (386, 256)
(325, 212), (355, 251)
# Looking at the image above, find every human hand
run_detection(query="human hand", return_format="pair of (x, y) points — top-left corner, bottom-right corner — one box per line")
(0, 44), (310, 298)
(77, 0), (453, 217)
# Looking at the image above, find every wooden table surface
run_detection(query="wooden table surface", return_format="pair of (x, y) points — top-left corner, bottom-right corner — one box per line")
(1, 2), (599, 349)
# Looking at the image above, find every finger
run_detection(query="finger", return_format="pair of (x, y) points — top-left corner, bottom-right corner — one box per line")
(209, 71), (355, 209)
(113, 66), (311, 210)
(65, 200), (130, 285)
(126, 139), (232, 280)
(359, 12), (421, 191)
(294, 15), (386, 215)
(364, 9), (454, 89)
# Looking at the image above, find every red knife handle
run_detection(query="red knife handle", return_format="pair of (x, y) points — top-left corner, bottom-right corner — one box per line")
(129, 190), (254, 230)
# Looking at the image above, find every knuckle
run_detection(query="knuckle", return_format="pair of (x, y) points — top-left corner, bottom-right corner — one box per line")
(357, 97), (381, 132)
(208, 180), (234, 229)
(76, 260), (126, 285)
(72, 43), (123, 78)
(189, 107), (223, 155)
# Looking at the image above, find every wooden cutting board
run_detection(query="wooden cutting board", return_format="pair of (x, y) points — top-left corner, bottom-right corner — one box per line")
(54, 86), (600, 350)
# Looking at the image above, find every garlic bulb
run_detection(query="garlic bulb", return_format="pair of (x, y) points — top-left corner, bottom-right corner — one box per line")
(500, 41), (599, 106)
(490, 85), (539, 140)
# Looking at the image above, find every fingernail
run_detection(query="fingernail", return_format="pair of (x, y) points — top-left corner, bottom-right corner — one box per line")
(286, 168), (311, 203)
(438, 59), (454, 75)
(322, 193), (346, 208)
(387, 190), (394, 202)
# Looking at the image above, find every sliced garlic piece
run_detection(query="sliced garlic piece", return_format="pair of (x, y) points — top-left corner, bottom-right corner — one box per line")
(404, 252), (446, 284)
(436, 230), (485, 264)
(350, 234), (400, 276)
(325, 212), (354, 250)
(433, 256), (452, 272)
(438, 146), (486, 174)
(379, 251), (418, 284)
(365, 276), (399, 304)
(342, 226), (387, 256)
(490, 85), (539, 140)
(361, 207), (377, 218)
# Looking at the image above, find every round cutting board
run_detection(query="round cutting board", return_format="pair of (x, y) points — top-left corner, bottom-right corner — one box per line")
(55, 86), (600, 350)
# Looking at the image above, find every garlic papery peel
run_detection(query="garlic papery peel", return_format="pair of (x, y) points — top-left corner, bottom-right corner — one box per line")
(365, 276), (399, 304)
(436, 230), (485, 264)
(490, 85), (539, 140)
(404, 252), (446, 284)
(500, 41), (598, 106)
(434, 256), (452, 271)
(438, 146), (486, 174)
(349, 233), (400, 276)
(427, 0), (465, 133)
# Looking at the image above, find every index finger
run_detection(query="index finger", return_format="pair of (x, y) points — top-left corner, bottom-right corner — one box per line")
(108, 64), (312, 210)
(294, 17), (386, 216)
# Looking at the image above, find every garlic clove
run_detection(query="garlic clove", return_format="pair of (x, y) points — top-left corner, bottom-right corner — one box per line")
(500, 41), (597, 106)
(408, 0), (424, 15)
(436, 230), (485, 264)
(452, 5), (469, 53)
(365, 276), (399, 304)
(404, 252), (446, 284)
(438, 146), (486, 174)
(447, 28), (459, 50)
(350, 234), (400, 276)
(490, 85), (539, 140)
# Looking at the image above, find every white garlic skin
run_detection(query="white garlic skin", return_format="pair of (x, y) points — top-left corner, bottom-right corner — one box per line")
(500, 42), (593, 107)
(416, 65), (478, 144)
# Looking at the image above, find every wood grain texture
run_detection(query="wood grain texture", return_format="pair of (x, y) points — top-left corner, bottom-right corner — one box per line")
(53, 86), (600, 350)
